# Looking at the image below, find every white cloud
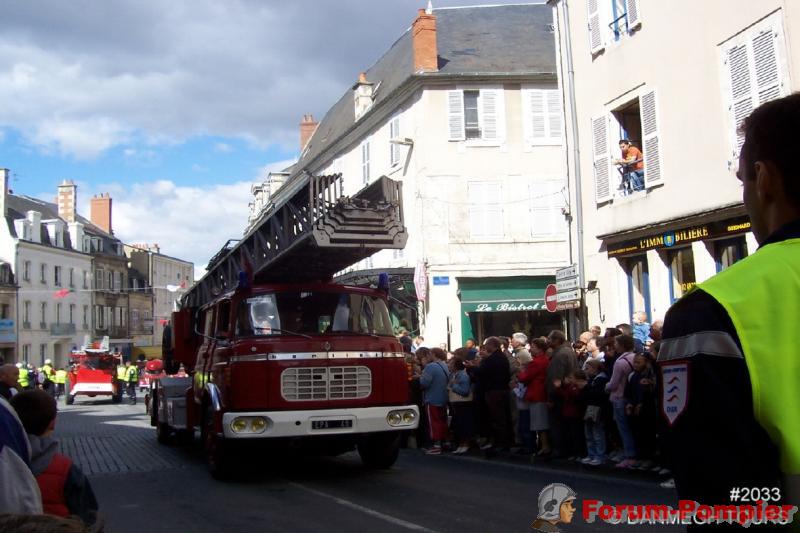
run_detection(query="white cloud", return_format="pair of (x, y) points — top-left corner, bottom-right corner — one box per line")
(213, 142), (233, 153)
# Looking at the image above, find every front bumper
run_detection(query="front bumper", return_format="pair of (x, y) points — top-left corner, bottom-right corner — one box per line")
(71, 383), (114, 395)
(222, 405), (419, 439)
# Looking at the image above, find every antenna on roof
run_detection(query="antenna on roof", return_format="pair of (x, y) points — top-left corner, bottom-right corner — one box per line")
(426, 0), (433, 15)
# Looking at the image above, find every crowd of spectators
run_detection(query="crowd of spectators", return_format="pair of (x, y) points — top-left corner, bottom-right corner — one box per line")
(401, 315), (671, 482)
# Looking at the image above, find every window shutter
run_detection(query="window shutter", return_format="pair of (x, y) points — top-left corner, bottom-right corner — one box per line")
(390, 117), (400, 166)
(725, 43), (754, 157)
(546, 90), (563, 142)
(752, 27), (782, 105)
(640, 90), (662, 186)
(625, 0), (641, 30)
(527, 90), (546, 143)
(587, 0), (605, 55)
(592, 115), (611, 203)
(480, 89), (501, 141)
(447, 90), (465, 141)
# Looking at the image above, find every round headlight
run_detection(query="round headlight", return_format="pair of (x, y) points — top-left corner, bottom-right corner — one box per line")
(231, 418), (248, 433)
(402, 411), (416, 423)
(251, 417), (267, 432)
(387, 412), (403, 426)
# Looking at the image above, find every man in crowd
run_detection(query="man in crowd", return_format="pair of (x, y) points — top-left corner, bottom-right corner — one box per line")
(0, 364), (20, 401)
(546, 330), (577, 458)
(473, 337), (511, 456)
(0, 395), (42, 514)
(659, 93), (800, 512)
(124, 360), (138, 405)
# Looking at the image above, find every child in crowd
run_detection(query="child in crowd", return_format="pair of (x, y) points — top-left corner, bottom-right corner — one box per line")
(554, 369), (587, 461)
(579, 358), (609, 466)
(625, 352), (658, 469)
(9, 389), (99, 526)
(447, 357), (475, 454)
(632, 311), (650, 353)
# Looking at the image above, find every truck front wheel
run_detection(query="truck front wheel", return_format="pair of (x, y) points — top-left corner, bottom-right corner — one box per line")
(203, 405), (234, 480)
(358, 432), (400, 469)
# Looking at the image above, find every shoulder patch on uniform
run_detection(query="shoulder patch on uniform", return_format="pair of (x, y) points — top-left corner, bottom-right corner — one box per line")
(657, 331), (743, 362)
(661, 362), (688, 426)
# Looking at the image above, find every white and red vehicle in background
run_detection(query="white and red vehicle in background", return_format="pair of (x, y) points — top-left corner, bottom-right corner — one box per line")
(66, 336), (123, 405)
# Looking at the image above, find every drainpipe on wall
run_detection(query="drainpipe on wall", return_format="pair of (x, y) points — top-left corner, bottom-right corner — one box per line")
(555, 0), (588, 332)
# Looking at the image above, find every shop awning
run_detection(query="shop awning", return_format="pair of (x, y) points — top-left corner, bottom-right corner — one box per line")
(458, 277), (552, 312)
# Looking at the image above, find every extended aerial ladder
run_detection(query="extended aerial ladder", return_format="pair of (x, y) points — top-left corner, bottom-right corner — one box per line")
(181, 173), (408, 309)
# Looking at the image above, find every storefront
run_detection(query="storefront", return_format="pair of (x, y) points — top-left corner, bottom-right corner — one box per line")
(606, 212), (752, 319)
(458, 277), (563, 344)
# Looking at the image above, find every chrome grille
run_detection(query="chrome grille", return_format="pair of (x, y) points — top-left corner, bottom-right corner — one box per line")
(281, 366), (372, 401)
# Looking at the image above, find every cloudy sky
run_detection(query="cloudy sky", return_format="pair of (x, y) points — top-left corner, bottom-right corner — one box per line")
(3, 0), (542, 276)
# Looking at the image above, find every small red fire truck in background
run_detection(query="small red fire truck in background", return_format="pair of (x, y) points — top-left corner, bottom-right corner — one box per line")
(66, 336), (123, 405)
(150, 175), (418, 478)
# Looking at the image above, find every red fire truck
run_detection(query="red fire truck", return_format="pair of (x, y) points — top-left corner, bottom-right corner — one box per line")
(66, 336), (124, 405)
(150, 174), (418, 478)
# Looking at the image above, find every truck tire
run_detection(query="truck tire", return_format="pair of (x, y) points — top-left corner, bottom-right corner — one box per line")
(65, 394), (74, 406)
(156, 422), (171, 445)
(358, 432), (400, 469)
(203, 405), (235, 480)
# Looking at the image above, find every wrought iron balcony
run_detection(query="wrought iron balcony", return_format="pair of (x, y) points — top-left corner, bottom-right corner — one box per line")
(50, 323), (76, 336)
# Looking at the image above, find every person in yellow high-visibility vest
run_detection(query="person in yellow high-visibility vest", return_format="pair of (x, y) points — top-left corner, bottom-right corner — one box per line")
(124, 361), (138, 405)
(53, 368), (68, 400)
(658, 93), (800, 513)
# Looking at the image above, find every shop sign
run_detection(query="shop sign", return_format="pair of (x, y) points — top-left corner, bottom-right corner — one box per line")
(607, 216), (751, 257)
(474, 301), (544, 312)
(413, 262), (427, 301)
(432, 276), (450, 286)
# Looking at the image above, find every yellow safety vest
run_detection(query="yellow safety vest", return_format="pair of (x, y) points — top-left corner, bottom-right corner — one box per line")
(700, 238), (800, 486)
(18, 369), (29, 387)
(54, 370), (67, 384)
(117, 366), (127, 380)
(42, 364), (54, 378)
(126, 366), (138, 383)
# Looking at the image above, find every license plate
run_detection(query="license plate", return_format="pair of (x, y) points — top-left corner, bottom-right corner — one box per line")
(311, 419), (353, 430)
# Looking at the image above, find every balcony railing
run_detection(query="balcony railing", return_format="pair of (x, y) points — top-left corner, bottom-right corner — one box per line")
(50, 323), (76, 336)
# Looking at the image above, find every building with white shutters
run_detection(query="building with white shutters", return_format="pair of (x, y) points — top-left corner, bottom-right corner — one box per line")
(255, 5), (571, 347)
(550, 0), (798, 327)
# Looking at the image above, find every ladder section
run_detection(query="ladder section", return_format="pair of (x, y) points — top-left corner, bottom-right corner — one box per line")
(182, 174), (407, 308)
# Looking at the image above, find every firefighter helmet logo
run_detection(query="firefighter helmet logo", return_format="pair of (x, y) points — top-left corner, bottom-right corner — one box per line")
(531, 483), (577, 532)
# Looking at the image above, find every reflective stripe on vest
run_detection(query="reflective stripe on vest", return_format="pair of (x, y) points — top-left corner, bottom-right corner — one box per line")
(699, 237), (800, 475)
(126, 367), (137, 382)
(36, 453), (72, 517)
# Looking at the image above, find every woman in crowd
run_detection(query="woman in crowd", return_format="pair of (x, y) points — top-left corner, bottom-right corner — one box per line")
(448, 350), (475, 454)
(518, 337), (551, 457)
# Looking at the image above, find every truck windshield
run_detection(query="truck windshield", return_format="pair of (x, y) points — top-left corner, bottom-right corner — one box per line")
(74, 355), (116, 370)
(236, 291), (393, 337)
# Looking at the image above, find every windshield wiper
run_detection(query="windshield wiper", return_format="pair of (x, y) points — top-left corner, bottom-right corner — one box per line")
(329, 330), (380, 339)
(265, 328), (313, 339)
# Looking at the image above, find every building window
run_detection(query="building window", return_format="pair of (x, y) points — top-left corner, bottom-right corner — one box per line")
(23, 260), (31, 281)
(115, 272), (123, 292)
(54, 265), (62, 287)
(625, 256), (650, 321)
(131, 309), (140, 329)
(0, 304), (8, 319)
(389, 116), (401, 166)
(95, 269), (104, 290)
(107, 271), (113, 292)
(587, 0), (642, 55)
(447, 88), (504, 143)
(468, 182), (504, 239)
(23, 344), (30, 361)
(40, 263), (47, 284)
(529, 180), (567, 238)
(40, 344), (47, 360)
(69, 268), (74, 288)
(56, 303), (62, 324)
(105, 306), (111, 329)
(668, 247), (696, 303)
(69, 304), (75, 325)
(720, 12), (788, 162)
(592, 89), (661, 203)
(715, 237), (748, 272)
(40, 302), (47, 327)
(361, 140), (370, 185)
(23, 301), (31, 326)
(117, 307), (126, 328)
(83, 270), (89, 290)
(96, 305), (105, 329)
(522, 88), (563, 145)
(83, 305), (89, 329)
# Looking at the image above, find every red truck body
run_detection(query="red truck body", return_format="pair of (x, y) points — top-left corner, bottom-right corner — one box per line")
(66, 339), (123, 405)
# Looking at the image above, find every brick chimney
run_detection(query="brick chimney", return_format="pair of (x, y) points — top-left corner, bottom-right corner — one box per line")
(57, 179), (77, 223)
(90, 193), (113, 234)
(299, 114), (318, 151)
(412, 8), (438, 73)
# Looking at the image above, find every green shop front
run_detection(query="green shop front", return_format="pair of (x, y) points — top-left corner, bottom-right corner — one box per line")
(458, 277), (563, 345)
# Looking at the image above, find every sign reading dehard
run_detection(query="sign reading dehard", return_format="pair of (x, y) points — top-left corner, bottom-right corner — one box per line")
(606, 216), (751, 257)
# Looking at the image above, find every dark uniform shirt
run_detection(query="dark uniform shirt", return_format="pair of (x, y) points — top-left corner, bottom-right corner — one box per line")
(659, 219), (800, 529)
